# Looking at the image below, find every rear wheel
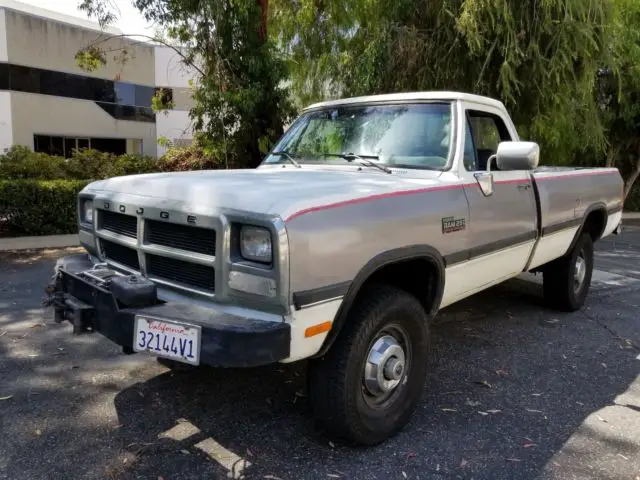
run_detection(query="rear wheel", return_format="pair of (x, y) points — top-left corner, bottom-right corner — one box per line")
(543, 232), (594, 311)
(307, 285), (430, 445)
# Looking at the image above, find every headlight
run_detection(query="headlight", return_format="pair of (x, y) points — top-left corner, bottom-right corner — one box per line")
(240, 226), (272, 263)
(81, 199), (93, 224)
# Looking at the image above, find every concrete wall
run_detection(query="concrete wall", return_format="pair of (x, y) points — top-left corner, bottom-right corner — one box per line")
(155, 46), (195, 88)
(10, 92), (157, 156)
(154, 46), (196, 155)
(0, 9), (8, 62)
(0, 91), (12, 151)
(156, 110), (193, 157)
(4, 8), (155, 86)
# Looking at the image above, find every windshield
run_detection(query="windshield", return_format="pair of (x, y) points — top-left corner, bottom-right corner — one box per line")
(264, 102), (452, 170)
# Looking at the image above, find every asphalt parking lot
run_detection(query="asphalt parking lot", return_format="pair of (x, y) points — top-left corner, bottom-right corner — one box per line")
(1, 231), (639, 480)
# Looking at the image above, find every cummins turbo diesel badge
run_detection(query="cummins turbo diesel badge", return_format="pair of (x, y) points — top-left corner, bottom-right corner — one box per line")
(442, 216), (466, 234)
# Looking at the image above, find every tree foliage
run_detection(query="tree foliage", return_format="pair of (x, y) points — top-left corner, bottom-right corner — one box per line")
(79, 0), (294, 168)
(272, 0), (616, 163)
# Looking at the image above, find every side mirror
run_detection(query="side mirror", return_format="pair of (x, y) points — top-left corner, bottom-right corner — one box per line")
(489, 141), (540, 171)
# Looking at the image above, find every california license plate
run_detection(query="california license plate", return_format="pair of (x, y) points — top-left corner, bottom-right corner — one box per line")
(133, 316), (201, 365)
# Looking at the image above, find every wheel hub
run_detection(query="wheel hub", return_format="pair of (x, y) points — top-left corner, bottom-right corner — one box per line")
(364, 335), (406, 396)
(574, 253), (587, 292)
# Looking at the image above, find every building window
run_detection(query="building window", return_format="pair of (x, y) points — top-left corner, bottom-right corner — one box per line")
(34, 135), (130, 157)
(0, 62), (172, 123)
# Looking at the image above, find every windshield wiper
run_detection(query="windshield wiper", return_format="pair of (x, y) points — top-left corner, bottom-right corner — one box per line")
(271, 151), (301, 168)
(323, 152), (392, 174)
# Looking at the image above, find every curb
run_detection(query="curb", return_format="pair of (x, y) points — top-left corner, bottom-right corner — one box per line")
(623, 212), (640, 227)
(0, 234), (79, 252)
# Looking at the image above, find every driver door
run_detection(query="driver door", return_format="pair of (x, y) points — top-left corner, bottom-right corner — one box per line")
(453, 106), (537, 301)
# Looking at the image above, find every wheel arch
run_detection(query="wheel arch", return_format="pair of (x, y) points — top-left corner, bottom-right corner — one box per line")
(567, 203), (608, 253)
(313, 245), (445, 358)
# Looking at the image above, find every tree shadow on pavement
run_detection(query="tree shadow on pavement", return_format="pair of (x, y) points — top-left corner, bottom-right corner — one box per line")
(105, 279), (640, 480)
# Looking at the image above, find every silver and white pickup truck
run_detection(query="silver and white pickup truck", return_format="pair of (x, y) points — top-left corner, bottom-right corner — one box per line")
(46, 91), (623, 445)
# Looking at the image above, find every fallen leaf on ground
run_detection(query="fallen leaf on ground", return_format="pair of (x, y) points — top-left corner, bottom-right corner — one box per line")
(478, 411), (489, 416)
(617, 453), (628, 460)
(459, 458), (468, 468)
(562, 354), (567, 360)
(495, 369), (508, 376)
(576, 401), (584, 406)
(35, 429), (42, 436)
(596, 415), (608, 423)
(523, 442), (537, 448)
(475, 380), (492, 388)
(526, 408), (543, 413)
(0, 395), (13, 401)
(328, 441), (335, 448)
(487, 409), (501, 414)
(0, 331), (6, 336)
(30, 323), (46, 328)
(601, 363), (607, 368)
(553, 462), (561, 468)
(465, 399), (481, 407)
(402, 472), (407, 479)
(545, 319), (560, 324)
(407, 452), (416, 458)
(327, 475), (340, 478)
(246, 448), (254, 457)
(441, 408), (457, 412)
(506, 458), (521, 462)
(531, 393), (542, 396)
(180, 449), (190, 455)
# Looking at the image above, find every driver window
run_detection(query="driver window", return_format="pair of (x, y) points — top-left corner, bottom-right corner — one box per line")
(465, 110), (512, 171)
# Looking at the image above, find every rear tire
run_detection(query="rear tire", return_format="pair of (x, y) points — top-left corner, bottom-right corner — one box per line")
(307, 285), (430, 445)
(543, 232), (594, 311)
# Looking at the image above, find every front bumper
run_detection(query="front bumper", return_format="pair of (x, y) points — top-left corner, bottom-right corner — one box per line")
(47, 254), (291, 368)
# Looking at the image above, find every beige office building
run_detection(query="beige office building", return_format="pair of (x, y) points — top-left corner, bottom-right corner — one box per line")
(0, 0), (195, 158)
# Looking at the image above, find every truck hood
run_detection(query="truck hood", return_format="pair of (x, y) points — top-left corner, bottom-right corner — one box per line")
(84, 166), (444, 220)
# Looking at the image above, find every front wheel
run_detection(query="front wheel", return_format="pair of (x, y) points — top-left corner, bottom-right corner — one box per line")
(543, 232), (594, 311)
(307, 285), (430, 445)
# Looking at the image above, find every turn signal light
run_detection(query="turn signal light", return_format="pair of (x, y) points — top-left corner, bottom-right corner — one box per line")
(304, 321), (332, 338)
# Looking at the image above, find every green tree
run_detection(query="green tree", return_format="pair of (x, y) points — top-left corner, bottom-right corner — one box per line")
(272, 0), (614, 163)
(78, 0), (294, 168)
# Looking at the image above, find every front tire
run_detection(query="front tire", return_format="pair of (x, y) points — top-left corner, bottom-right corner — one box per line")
(307, 285), (430, 445)
(543, 232), (594, 311)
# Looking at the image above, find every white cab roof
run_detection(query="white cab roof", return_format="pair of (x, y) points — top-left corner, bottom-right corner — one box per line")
(303, 91), (505, 111)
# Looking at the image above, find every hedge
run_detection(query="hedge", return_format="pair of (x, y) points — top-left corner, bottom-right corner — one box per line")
(0, 145), (158, 180)
(0, 180), (89, 237)
(0, 144), (228, 237)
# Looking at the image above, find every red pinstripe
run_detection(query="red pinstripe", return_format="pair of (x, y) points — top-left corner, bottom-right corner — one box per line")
(284, 170), (619, 222)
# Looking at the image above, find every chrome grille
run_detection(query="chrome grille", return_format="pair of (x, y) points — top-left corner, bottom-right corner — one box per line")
(147, 254), (215, 291)
(146, 220), (215, 256)
(101, 239), (140, 270)
(100, 210), (137, 238)
(95, 208), (218, 295)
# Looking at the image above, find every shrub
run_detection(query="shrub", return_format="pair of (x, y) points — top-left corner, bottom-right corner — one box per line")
(0, 147), (159, 180)
(157, 144), (230, 171)
(65, 149), (158, 178)
(0, 145), (67, 179)
(0, 179), (89, 237)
